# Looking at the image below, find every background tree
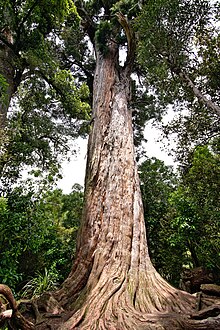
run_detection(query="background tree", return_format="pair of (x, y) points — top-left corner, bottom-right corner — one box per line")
(138, 146), (220, 289)
(0, 0), (90, 190)
(168, 145), (220, 273)
(138, 143), (220, 287)
(137, 0), (220, 115)
(137, 0), (220, 165)
(0, 0), (79, 125)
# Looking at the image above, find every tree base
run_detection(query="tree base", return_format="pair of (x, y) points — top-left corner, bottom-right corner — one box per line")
(54, 270), (220, 330)
(57, 310), (220, 330)
(1, 284), (219, 330)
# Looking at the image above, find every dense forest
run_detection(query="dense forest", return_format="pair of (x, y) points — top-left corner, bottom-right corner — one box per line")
(0, 0), (219, 329)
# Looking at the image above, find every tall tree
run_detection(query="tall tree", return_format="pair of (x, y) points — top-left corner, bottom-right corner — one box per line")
(1, 1), (219, 329)
(0, 0), (65, 127)
(50, 1), (219, 329)
(171, 145), (220, 271)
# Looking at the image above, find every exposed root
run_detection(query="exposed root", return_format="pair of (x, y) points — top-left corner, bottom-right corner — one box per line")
(55, 269), (199, 329)
(1, 273), (220, 330)
(190, 304), (220, 320)
(0, 284), (34, 329)
(52, 261), (220, 330)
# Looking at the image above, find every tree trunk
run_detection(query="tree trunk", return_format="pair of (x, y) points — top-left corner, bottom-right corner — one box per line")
(0, 50), (15, 180)
(0, 42), (15, 130)
(52, 41), (220, 330)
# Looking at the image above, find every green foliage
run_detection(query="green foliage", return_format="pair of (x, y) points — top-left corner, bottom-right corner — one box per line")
(137, 0), (212, 103)
(0, 0), (91, 187)
(22, 34), (91, 119)
(0, 185), (83, 292)
(95, 21), (113, 55)
(0, 0), (78, 33)
(168, 155), (220, 272)
(20, 266), (59, 298)
(139, 157), (180, 284)
(168, 187), (202, 264)
(0, 111), (65, 189)
(0, 74), (8, 106)
(196, 28), (220, 96)
(180, 146), (220, 272)
(80, 0), (141, 23)
(0, 192), (35, 288)
(139, 148), (220, 286)
(180, 144), (220, 268)
(61, 183), (84, 229)
(136, 0), (220, 163)
(111, 0), (141, 18)
(162, 105), (220, 167)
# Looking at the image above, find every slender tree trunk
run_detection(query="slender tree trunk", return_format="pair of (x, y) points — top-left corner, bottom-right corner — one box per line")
(0, 76), (14, 130)
(52, 41), (220, 330)
(176, 70), (220, 117)
(0, 52), (15, 179)
(0, 45), (15, 130)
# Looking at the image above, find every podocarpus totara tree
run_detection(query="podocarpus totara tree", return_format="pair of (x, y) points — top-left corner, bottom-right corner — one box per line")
(1, 0), (219, 329)
(50, 1), (220, 329)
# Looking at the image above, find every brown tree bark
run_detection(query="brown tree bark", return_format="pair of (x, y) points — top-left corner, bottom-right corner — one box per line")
(0, 30), (16, 130)
(51, 32), (220, 329)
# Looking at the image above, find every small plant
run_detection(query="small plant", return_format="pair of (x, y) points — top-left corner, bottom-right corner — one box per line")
(19, 265), (59, 299)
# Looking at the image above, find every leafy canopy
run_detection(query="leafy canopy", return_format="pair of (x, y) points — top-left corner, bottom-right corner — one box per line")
(0, 0), (91, 188)
(136, 0), (220, 162)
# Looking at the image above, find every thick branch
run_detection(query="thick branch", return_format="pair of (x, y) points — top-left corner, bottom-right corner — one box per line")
(75, 1), (96, 43)
(116, 12), (136, 72)
(175, 70), (220, 117)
